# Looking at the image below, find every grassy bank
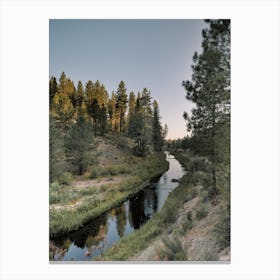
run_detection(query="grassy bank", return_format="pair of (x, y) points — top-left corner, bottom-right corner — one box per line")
(49, 152), (168, 237)
(101, 150), (230, 261)
(100, 167), (195, 260)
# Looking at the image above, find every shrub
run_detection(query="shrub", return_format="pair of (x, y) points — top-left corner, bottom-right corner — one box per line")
(195, 206), (208, 221)
(214, 205), (230, 250)
(160, 198), (178, 224)
(178, 219), (193, 236)
(208, 186), (219, 199)
(58, 172), (73, 186)
(185, 188), (197, 202)
(189, 158), (209, 173)
(89, 169), (99, 179)
(50, 182), (60, 191)
(157, 237), (186, 260)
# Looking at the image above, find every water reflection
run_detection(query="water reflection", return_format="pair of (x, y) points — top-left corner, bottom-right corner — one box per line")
(50, 152), (185, 261)
(115, 204), (126, 238)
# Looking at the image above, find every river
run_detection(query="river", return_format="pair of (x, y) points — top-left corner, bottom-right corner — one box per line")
(50, 152), (185, 261)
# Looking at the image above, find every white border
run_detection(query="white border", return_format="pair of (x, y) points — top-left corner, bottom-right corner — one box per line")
(1, 0), (279, 279)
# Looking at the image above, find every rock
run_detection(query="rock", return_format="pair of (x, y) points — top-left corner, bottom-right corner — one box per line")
(171, 178), (179, 182)
(84, 251), (91, 256)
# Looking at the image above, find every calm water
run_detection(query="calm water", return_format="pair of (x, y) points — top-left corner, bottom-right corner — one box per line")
(50, 152), (185, 261)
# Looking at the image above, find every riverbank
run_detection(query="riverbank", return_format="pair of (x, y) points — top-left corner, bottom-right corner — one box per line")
(50, 151), (169, 238)
(101, 150), (230, 261)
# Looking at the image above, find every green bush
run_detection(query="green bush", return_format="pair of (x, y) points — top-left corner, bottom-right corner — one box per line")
(195, 206), (208, 221)
(58, 172), (73, 186)
(50, 182), (60, 191)
(160, 198), (178, 224)
(185, 188), (197, 202)
(89, 169), (99, 179)
(214, 205), (230, 250)
(178, 219), (193, 236)
(157, 237), (186, 260)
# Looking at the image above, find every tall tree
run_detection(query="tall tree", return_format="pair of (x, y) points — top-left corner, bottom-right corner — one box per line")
(132, 90), (152, 157)
(52, 72), (75, 139)
(152, 100), (164, 152)
(76, 81), (84, 111)
(66, 113), (95, 175)
(182, 19), (230, 185)
(127, 91), (136, 137)
(108, 91), (117, 132)
(115, 81), (128, 133)
(85, 80), (109, 135)
(49, 76), (58, 109)
(49, 116), (65, 182)
(85, 80), (98, 134)
(140, 88), (152, 139)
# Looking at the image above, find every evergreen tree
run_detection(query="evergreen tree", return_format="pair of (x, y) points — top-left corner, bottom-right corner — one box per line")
(49, 116), (65, 182)
(127, 91), (136, 136)
(76, 81), (84, 110)
(52, 73), (75, 139)
(140, 88), (152, 140)
(85, 80), (98, 134)
(115, 81), (128, 133)
(66, 78), (77, 109)
(85, 80), (109, 135)
(49, 76), (58, 109)
(182, 19), (230, 185)
(132, 90), (152, 157)
(152, 100), (164, 152)
(66, 113), (95, 175)
(133, 92), (144, 137)
(163, 124), (168, 139)
(108, 92), (117, 132)
(99, 104), (108, 135)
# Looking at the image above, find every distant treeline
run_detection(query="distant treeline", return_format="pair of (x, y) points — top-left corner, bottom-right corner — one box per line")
(49, 75), (167, 181)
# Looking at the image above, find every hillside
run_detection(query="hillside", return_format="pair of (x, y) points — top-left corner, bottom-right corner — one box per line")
(49, 133), (168, 238)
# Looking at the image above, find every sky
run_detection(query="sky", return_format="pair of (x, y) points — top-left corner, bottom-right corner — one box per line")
(49, 19), (207, 139)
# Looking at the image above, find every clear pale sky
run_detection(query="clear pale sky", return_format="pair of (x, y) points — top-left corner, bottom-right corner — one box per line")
(49, 19), (206, 139)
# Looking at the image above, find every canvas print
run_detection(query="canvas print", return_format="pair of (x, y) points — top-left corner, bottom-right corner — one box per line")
(49, 19), (230, 262)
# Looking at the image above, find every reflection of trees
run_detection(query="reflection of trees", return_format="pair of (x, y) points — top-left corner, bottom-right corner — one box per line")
(115, 204), (126, 238)
(144, 188), (157, 217)
(53, 212), (108, 250)
(129, 190), (146, 229)
(163, 174), (167, 184)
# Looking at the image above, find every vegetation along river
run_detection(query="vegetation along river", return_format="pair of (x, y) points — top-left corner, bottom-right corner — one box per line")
(50, 152), (185, 261)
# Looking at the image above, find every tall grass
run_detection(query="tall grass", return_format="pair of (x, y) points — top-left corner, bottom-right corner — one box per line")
(101, 172), (196, 260)
(50, 153), (169, 237)
(156, 237), (186, 260)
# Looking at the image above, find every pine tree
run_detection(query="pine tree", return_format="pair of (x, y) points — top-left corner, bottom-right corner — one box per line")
(127, 91), (136, 137)
(85, 80), (98, 134)
(108, 92), (116, 132)
(76, 81), (84, 110)
(152, 100), (164, 152)
(85, 80), (109, 135)
(182, 19), (230, 185)
(52, 72), (75, 139)
(49, 76), (58, 109)
(49, 116), (65, 182)
(66, 113), (95, 175)
(132, 90), (152, 157)
(140, 88), (152, 140)
(66, 78), (77, 109)
(99, 104), (108, 135)
(115, 81), (128, 133)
